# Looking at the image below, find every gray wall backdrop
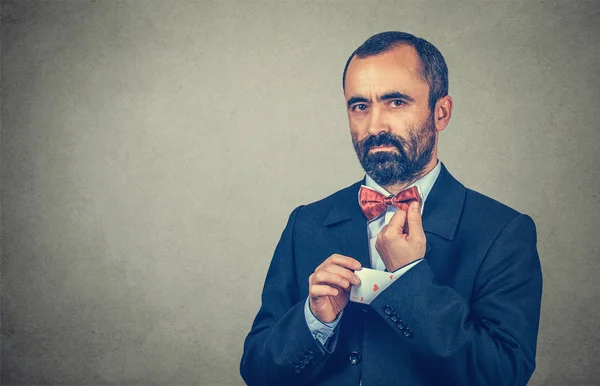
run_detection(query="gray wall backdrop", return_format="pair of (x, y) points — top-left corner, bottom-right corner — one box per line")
(1, 0), (599, 385)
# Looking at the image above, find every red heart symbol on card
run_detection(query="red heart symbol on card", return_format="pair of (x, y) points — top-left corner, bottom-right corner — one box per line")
(389, 274), (394, 280)
(360, 296), (364, 302)
(373, 284), (380, 292)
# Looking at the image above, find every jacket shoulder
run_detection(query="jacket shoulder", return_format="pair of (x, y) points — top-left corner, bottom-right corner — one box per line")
(462, 187), (535, 237)
(293, 180), (362, 224)
(464, 188), (521, 217)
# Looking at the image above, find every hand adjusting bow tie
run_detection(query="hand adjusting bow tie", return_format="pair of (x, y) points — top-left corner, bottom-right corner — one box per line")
(358, 185), (422, 221)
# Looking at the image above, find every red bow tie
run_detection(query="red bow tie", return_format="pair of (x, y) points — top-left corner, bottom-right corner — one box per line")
(358, 185), (422, 221)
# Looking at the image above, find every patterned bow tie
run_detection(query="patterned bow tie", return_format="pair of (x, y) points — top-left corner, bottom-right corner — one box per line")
(358, 185), (422, 221)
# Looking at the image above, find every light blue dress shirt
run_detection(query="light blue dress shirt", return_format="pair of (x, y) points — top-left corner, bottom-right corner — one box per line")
(304, 161), (442, 347)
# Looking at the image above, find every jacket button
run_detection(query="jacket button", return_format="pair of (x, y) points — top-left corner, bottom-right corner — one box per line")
(390, 313), (399, 322)
(294, 365), (301, 373)
(384, 305), (394, 315)
(396, 320), (406, 330)
(403, 328), (413, 338)
(307, 351), (315, 360)
(349, 351), (362, 365)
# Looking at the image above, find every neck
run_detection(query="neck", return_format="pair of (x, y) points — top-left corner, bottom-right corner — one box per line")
(383, 158), (438, 195)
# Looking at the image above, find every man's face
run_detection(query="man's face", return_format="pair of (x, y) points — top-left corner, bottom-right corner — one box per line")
(344, 45), (438, 187)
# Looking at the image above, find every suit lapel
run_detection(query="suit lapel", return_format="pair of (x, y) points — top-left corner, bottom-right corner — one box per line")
(422, 163), (467, 242)
(323, 180), (371, 269)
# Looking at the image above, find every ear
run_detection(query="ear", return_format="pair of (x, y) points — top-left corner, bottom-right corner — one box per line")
(433, 95), (453, 132)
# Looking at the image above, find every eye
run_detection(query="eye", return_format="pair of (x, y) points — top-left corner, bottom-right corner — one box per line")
(351, 103), (368, 112)
(391, 100), (405, 107)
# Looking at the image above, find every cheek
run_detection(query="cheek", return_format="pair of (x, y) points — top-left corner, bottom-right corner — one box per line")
(388, 114), (411, 128)
(388, 105), (429, 131)
(348, 117), (368, 140)
(389, 117), (421, 138)
(350, 127), (367, 145)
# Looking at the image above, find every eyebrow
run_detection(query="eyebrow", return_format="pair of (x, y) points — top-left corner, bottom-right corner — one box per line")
(346, 91), (415, 108)
(380, 91), (415, 103)
(346, 96), (369, 108)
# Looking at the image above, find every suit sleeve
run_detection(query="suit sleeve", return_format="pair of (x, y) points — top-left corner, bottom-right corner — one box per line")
(240, 206), (335, 386)
(370, 214), (543, 386)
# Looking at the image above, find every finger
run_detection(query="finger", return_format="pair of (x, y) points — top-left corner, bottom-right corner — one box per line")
(320, 254), (362, 271)
(387, 207), (407, 234)
(320, 264), (361, 286)
(312, 270), (352, 289)
(309, 284), (339, 299)
(406, 201), (425, 241)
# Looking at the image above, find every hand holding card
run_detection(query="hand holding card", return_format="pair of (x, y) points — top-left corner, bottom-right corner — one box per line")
(308, 254), (362, 323)
(350, 268), (397, 304)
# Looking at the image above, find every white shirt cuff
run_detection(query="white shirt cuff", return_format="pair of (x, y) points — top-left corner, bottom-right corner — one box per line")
(303, 298), (340, 346)
(392, 258), (423, 275)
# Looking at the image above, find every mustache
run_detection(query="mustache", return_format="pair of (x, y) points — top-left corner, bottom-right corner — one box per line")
(358, 132), (407, 156)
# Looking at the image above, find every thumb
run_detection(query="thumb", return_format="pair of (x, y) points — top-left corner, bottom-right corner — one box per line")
(387, 207), (407, 234)
(406, 201), (424, 238)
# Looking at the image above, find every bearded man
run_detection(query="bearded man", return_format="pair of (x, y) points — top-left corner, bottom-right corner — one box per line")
(240, 31), (542, 386)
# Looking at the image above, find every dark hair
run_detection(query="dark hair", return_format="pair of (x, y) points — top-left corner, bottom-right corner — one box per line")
(342, 31), (448, 110)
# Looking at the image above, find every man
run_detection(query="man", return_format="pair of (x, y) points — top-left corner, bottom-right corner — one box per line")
(240, 31), (542, 386)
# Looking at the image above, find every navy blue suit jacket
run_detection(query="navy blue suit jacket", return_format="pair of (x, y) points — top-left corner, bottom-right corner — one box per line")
(241, 164), (543, 385)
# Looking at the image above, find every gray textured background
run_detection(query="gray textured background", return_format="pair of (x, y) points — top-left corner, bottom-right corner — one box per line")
(1, 0), (599, 385)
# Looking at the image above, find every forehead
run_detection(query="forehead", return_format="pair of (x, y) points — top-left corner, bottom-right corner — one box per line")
(344, 45), (429, 98)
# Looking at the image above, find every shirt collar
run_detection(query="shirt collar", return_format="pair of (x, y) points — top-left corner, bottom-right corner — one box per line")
(364, 160), (442, 205)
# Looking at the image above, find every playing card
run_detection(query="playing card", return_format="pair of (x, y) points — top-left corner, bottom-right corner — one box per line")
(350, 268), (398, 304)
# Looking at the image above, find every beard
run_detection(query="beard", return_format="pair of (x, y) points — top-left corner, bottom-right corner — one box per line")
(352, 114), (437, 187)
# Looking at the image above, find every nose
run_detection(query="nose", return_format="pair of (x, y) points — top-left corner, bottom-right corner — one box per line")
(367, 106), (389, 136)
